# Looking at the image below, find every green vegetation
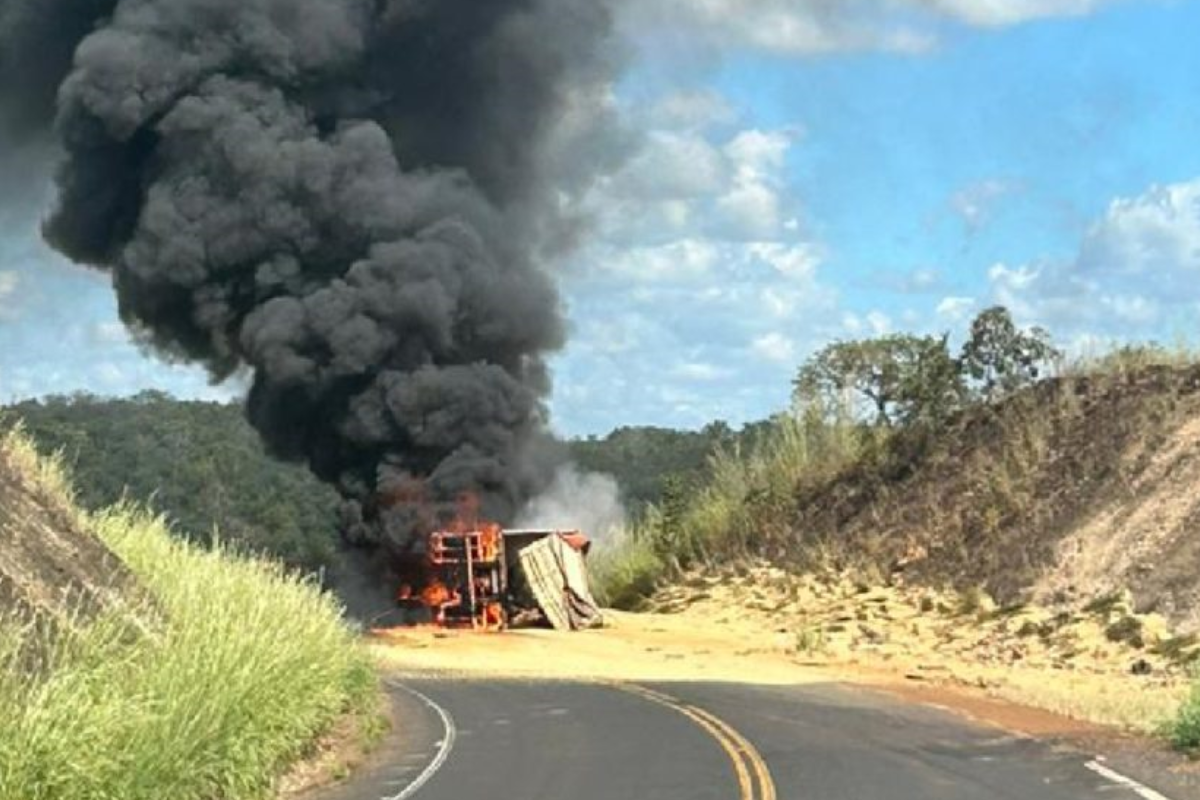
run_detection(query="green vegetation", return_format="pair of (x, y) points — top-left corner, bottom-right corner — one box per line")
(959, 306), (1057, 400)
(569, 420), (777, 511)
(7, 394), (772, 567)
(596, 308), (1196, 607)
(1167, 679), (1200, 751)
(597, 306), (1061, 605)
(793, 333), (966, 427)
(0, 428), (376, 800)
(7, 392), (341, 570)
(592, 410), (864, 606)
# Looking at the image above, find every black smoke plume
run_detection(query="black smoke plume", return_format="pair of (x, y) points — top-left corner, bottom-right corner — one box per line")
(1, 0), (623, 552)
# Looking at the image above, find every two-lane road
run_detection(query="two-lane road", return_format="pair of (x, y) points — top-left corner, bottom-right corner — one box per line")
(322, 679), (1185, 800)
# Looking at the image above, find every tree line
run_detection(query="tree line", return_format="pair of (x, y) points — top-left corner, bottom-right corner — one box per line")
(4, 306), (1059, 571)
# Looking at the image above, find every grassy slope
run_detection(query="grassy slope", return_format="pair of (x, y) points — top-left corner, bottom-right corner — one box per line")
(0, 428), (376, 800)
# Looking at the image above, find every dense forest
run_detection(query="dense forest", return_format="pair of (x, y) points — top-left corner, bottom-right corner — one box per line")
(569, 420), (776, 510)
(5, 392), (342, 570)
(4, 392), (752, 568)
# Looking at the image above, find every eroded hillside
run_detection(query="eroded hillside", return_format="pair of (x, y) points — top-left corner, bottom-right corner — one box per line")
(789, 365), (1200, 626)
(0, 429), (134, 623)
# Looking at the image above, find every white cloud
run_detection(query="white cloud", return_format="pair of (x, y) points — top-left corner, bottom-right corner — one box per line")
(619, 131), (728, 202)
(95, 362), (126, 387)
(0, 271), (18, 321)
(752, 332), (798, 364)
(842, 310), (894, 337)
(621, 0), (1124, 60)
(1079, 179), (1200, 281)
(981, 177), (1200, 340)
(621, 0), (935, 57)
(725, 129), (793, 174)
(936, 296), (977, 322)
(716, 129), (800, 239)
(673, 361), (733, 381)
(866, 310), (892, 335)
(750, 242), (822, 281)
(604, 238), (721, 282)
(647, 90), (737, 131)
(918, 0), (1125, 27)
(551, 101), (841, 432)
(585, 125), (806, 246)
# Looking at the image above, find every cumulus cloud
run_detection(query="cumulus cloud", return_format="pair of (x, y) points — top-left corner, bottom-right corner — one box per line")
(673, 361), (734, 381)
(750, 242), (822, 281)
(982, 177), (1200, 340)
(620, 0), (1126, 59)
(936, 295), (977, 322)
(917, 0), (1126, 27)
(646, 90), (737, 132)
(554, 104), (841, 431)
(0, 270), (18, 320)
(1079, 180), (1200, 286)
(620, 0), (935, 57)
(752, 332), (798, 364)
(716, 129), (800, 238)
(843, 310), (893, 337)
(604, 239), (722, 282)
(587, 125), (803, 246)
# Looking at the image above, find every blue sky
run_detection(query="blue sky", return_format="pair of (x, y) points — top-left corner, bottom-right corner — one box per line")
(4, 0), (1200, 435)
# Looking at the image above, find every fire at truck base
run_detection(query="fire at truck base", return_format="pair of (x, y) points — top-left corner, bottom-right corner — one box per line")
(382, 528), (603, 634)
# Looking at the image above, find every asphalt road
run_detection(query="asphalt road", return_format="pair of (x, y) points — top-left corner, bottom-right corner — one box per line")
(323, 679), (1186, 800)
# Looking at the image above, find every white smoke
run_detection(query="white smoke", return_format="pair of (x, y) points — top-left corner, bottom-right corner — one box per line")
(515, 464), (626, 542)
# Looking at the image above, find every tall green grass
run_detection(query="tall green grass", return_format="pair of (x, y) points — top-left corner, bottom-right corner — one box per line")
(595, 411), (863, 607)
(0, 431), (375, 800)
(1167, 674), (1200, 752)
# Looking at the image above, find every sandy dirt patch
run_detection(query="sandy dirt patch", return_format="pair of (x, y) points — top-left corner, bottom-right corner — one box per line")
(370, 565), (1194, 736)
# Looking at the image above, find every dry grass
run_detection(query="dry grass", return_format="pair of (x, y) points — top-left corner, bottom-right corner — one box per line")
(994, 673), (1187, 734)
(640, 567), (1195, 735)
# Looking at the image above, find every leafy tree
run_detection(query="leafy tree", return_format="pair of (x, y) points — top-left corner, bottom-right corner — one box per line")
(793, 338), (904, 425)
(960, 306), (1059, 400)
(898, 334), (967, 427)
(793, 334), (965, 427)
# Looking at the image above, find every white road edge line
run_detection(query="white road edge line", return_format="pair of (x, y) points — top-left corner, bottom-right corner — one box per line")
(384, 683), (457, 800)
(1085, 759), (1174, 800)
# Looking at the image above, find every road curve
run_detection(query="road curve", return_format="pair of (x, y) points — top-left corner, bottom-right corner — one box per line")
(322, 678), (1184, 800)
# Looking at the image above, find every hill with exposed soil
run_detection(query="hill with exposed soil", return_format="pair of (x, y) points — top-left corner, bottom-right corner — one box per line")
(789, 365), (1200, 628)
(0, 429), (135, 624)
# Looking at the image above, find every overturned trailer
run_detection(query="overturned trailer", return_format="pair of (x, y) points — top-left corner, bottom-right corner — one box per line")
(504, 529), (604, 631)
(401, 528), (603, 632)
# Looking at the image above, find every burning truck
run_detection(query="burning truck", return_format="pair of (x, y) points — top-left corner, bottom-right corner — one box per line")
(382, 516), (604, 634)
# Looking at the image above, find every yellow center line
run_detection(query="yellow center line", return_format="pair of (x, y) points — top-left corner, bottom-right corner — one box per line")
(613, 683), (778, 800)
(686, 703), (778, 800)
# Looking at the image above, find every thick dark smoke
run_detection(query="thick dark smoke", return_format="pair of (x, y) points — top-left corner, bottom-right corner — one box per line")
(0, 0), (623, 552)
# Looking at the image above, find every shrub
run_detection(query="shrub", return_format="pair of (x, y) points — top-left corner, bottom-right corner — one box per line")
(592, 536), (664, 610)
(1167, 675), (1200, 752)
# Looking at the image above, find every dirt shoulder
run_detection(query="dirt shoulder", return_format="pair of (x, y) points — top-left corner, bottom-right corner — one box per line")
(370, 566), (1195, 741)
